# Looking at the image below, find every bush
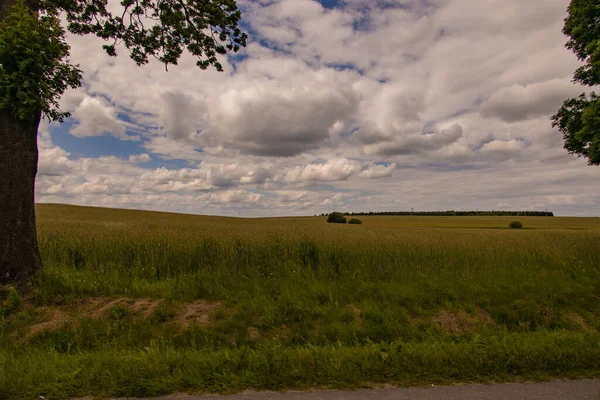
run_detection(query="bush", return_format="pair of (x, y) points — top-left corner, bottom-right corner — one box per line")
(348, 218), (363, 225)
(509, 221), (524, 229)
(327, 212), (347, 224)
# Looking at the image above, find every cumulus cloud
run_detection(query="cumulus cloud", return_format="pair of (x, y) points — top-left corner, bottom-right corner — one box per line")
(282, 158), (359, 182)
(201, 190), (263, 205)
(160, 91), (207, 141)
(33, 0), (600, 216)
(38, 146), (73, 177)
(358, 163), (397, 179)
(201, 162), (275, 187)
(203, 70), (361, 156)
(477, 139), (529, 162)
(70, 97), (132, 139)
(135, 162), (276, 192)
(354, 84), (427, 146)
(361, 124), (464, 156)
(480, 139), (527, 155)
(129, 154), (151, 164)
(480, 79), (584, 122)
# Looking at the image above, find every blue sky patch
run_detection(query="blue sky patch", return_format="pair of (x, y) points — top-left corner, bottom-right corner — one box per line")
(317, 0), (340, 9)
(144, 157), (192, 170)
(50, 123), (146, 160)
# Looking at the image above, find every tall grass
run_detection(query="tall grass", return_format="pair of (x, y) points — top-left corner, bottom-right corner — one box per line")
(0, 204), (598, 398)
(3, 331), (600, 399)
(34, 206), (600, 313)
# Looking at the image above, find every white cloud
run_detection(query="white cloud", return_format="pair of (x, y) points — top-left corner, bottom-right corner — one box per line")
(159, 91), (207, 141)
(38, 146), (73, 177)
(360, 124), (464, 156)
(201, 190), (263, 205)
(70, 97), (133, 140)
(33, 0), (600, 216)
(480, 79), (584, 122)
(203, 67), (361, 156)
(282, 158), (359, 182)
(358, 163), (397, 179)
(478, 139), (528, 162)
(129, 154), (151, 164)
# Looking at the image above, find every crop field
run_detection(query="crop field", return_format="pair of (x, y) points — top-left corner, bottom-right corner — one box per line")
(1, 204), (600, 399)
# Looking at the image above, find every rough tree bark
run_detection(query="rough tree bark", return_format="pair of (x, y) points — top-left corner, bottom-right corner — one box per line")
(0, 109), (43, 289)
(0, 0), (44, 289)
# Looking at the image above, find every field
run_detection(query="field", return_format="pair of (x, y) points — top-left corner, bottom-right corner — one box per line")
(1, 204), (600, 399)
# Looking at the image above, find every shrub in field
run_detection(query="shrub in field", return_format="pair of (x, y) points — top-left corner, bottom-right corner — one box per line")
(327, 212), (347, 224)
(348, 218), (363, 225)
(509, 221), (524, 229)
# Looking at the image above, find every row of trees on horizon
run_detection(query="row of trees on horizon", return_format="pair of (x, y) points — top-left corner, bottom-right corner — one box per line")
(320, 211), (555, 217)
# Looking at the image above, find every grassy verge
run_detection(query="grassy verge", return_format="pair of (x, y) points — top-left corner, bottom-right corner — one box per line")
(2, 331), (600, 399)
(0, 204), (599, 399)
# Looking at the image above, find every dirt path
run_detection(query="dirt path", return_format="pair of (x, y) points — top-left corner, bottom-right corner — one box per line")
(124, 379), (600, 400)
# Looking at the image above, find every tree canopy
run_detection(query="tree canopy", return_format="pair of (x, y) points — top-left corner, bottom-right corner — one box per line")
(552, 0), (600, 165)
(327, 212), (347, 224)
(0, 0), (247, 122)
(0, 2), (82, 123)
(52, 0), (247, 71)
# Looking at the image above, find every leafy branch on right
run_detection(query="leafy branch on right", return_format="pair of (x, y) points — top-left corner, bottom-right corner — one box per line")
(552, 0), (600, 165)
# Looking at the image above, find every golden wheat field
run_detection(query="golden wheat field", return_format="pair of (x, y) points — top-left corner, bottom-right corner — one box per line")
(1, 203), (599, 399)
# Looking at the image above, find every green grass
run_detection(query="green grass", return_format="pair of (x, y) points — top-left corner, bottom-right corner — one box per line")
(1, 204), (599, 399)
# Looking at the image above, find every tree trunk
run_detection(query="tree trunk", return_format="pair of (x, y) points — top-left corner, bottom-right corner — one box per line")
(0, 109), (42, 289)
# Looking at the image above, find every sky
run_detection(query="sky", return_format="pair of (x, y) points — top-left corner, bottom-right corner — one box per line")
(36, 0), (600, 217)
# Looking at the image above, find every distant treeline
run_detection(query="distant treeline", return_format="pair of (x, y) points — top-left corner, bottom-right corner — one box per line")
(320, 211), (554, 217)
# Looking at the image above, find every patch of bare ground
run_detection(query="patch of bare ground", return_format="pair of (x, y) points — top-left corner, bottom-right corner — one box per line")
(432, 308), (497, 334)
(563, 312), (592, 331)
(476, 308), (494, 324)
(272, 324), (294, 341)
(72, 297), (163, 318)
(22, 297), (220, 339)
(432, 309), (476, 334)
(130, 298), (163, 316)
(247, 327), (262, 340)
(348, 304), (362, 319)
(176, 300), (222, 327)
(24, 308), (69, 340)
(81, 297), (131, 318)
